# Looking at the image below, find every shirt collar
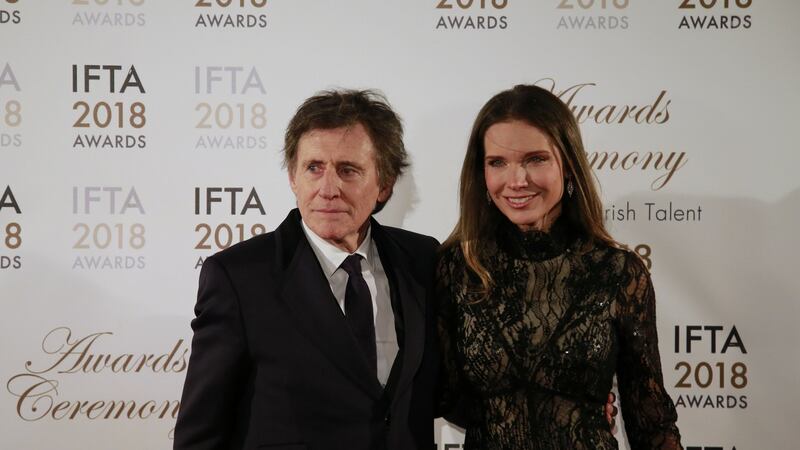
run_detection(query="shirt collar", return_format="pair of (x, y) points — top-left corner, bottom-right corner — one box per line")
(301, 219), (374, 279)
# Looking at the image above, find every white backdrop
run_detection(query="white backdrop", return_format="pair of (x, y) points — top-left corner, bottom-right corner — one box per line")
(1, 1), (799, 449)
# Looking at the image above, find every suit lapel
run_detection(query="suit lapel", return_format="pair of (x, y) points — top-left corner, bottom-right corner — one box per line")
(371, 221), (427, 406)
(275, 210), (383, 400)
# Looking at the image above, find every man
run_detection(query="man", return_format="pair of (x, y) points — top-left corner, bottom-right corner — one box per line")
(174, 90), (440, 450)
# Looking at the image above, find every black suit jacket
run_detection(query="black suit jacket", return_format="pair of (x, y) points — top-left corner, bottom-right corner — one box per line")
(174, 209), (440, 450)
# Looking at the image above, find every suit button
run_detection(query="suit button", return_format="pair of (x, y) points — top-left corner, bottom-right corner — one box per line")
(384, 413), (391, 426)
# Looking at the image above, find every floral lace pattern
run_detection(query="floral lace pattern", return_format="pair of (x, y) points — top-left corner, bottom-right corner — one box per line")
(436, 220), (682, 450)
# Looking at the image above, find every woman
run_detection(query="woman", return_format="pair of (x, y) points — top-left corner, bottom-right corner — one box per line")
(437, 84), (682, 449)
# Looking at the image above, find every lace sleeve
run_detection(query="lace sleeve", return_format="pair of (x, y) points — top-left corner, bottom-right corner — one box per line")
(435, 245), (477, 427)
(615, 252), (683, 450)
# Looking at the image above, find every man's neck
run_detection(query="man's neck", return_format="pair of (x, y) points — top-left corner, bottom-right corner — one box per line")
(302, 220), (371, 254)
(327, 225), (369, 253)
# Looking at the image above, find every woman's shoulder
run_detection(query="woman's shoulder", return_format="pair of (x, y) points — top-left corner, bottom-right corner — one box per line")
(578, 239), (650, 279)
(589, 242), (654, 301)
(606, 244), (650, 278)
(436, 240), (466, 267)
(436, 240), (492, 293)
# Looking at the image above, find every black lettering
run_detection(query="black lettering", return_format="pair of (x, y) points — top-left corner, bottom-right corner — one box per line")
(0, 185), (21, 213)
(722, 325), (747, 354)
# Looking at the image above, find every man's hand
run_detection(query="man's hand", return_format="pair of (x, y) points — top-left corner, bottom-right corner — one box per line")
(604, 392), (619, 434)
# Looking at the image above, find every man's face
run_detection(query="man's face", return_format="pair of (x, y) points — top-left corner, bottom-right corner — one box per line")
(290, 123), (391, 252)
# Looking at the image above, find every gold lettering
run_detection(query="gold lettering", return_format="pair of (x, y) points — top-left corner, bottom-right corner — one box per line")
(587, 151), (619, 170)
(22, 327), (189, 375)
(651, 151), (688, 190)
(7, 373), (59, 421)
(534, 78), (672, 125)
(104, 399), (138, 419)
(161, 400), (181, 419)
(51, 400), (71, 420)
(587, 150), (688, 190)
(24, 327), (112, 375)
(68, 400), (90, 419)
(86, 400), (107, 419)
(7, 329), (187, 439)
(620, 152), (639, 170)
(138, 400), (157, 419)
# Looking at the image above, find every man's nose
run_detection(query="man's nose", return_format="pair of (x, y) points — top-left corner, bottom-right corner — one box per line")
(318, 169), (341, 199)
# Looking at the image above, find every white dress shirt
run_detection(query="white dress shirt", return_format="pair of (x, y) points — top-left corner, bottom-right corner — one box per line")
(301, 220), (399, 387)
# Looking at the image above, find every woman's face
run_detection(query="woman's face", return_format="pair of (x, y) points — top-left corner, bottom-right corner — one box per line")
(483, 120), (565, 232)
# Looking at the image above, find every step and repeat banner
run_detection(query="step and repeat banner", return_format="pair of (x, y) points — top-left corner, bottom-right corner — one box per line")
(1, 1), (798, 449)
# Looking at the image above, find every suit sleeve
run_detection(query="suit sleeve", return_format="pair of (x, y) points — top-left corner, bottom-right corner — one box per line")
(616, 252), (683, 450)
(174, 256), (249, 450)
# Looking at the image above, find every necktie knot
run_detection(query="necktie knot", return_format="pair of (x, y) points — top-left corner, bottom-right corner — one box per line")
(340, 253), (363, 276)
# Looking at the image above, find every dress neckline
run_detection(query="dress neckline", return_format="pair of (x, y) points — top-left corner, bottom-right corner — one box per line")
(495, 215), (577, 262)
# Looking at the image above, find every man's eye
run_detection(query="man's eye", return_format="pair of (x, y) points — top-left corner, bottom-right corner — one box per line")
(307, 164), (320, 172)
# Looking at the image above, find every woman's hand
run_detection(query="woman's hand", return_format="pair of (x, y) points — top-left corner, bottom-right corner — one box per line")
(605, 392), (619, 433)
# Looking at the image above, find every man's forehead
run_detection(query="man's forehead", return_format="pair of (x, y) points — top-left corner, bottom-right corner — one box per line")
(303, 122), (367, 140)
(297, 124), (376, 159)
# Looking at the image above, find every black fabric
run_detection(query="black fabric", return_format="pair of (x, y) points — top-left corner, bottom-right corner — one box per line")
(436, 218), (682, 450)
(341, 254), (378, 378)
(174, 209), (440, 450)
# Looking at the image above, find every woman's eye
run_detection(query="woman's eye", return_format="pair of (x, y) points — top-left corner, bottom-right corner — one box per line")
(487, 159), (504, 168)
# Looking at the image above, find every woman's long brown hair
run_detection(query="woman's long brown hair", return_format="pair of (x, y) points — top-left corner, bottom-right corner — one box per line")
(442, 84), (616, 294)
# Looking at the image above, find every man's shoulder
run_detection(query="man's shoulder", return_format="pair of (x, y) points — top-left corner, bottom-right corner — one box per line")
(378, 224), (439, 252)
(209, 231), (277, 268)
(209, 210), (301, 268)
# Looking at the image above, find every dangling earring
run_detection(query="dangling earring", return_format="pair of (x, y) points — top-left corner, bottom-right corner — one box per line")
(566, 180), (574, 198)
(486, 190), (492, 204)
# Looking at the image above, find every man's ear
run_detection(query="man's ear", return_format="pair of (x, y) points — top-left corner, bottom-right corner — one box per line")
(377, 178), (395, 203)
(288, 169), (297, 195)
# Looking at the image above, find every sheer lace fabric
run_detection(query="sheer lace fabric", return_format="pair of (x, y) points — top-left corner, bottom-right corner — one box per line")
(436, 221), (682, 450)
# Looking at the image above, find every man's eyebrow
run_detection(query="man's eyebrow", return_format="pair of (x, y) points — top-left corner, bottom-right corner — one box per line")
(299, 158), (323, 164)
(336, 160), (364, 169)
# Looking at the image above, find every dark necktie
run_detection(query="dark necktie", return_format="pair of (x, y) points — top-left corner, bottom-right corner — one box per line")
(340, 254), (377, 377)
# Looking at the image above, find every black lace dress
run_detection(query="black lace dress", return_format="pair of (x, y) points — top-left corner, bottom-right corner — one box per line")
(436, 219), (682, 450)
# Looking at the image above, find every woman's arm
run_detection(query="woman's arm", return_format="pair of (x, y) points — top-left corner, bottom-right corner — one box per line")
(615, 252), (683, 450)
(434, 246), (477, 428)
